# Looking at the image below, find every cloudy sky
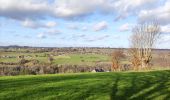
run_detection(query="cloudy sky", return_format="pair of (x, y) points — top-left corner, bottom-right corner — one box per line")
(0, 0), (170, 48)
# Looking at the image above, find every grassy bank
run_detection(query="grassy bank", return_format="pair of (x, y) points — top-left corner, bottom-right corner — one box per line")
(0, 70), (170, 100)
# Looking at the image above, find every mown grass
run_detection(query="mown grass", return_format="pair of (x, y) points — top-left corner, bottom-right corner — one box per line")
(0, 70), (170, 100)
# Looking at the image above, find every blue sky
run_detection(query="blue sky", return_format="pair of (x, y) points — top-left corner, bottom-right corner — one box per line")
(0, 0), (170, 48)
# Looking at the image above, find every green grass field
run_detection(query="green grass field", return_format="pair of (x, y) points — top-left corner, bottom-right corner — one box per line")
(0, 70), (170, 100)
(0, 52), (111, 65)
(0, 52), (48, 63)
(53, 54), (110, 65)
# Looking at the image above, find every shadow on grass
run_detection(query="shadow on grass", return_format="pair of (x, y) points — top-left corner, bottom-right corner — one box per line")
(110, 77), (120, 100)
(110, 70), (170, 100)
(0, 73), (114, 90)
(0, 72), (115, 100)
(0, 70), (170, 100)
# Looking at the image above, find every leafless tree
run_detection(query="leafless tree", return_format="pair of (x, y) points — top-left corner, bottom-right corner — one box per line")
(129, 21), (161, 70)
(111, 49), (125, 71)
(48, 55), (54, 64)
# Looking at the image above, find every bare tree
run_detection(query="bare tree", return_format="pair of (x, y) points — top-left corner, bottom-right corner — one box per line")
(129, 21), (161, 70)
(48, 55), (54, 64)
(128, 48), (141, 70)
(111, 49), (125, 71)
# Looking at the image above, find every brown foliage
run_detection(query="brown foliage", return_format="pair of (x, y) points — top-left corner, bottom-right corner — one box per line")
(129, 21), (161, 70)
(111, 49), (125, 71)
(48, 55), (54, 64)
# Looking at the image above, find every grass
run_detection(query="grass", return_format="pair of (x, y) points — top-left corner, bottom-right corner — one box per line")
(0, 52), (48, 63)
(0, 70), (170, 100)
(0, 53), (110, 65)
(53, 54), (110, 65)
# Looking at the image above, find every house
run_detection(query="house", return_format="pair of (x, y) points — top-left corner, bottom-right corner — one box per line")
(91, 68), (104, 72)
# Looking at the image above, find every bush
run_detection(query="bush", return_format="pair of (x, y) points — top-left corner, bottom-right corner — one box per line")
(18, 58), (29, 65)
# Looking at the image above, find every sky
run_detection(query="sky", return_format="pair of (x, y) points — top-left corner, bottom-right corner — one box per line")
(0, 0), (170, 48)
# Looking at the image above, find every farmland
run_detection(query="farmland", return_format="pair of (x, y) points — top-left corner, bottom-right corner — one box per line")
(0, 52), (110, 65)
(0, 47), (112, 65)
(1, 47), (169, 66)
(0, 47), (170, 76)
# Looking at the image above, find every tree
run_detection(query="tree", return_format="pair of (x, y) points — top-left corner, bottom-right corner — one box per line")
(48, 55), (54, 64)
(18, 58), (29, 65)
(129, 21), (161, 70)
(111, 49), (125, 71)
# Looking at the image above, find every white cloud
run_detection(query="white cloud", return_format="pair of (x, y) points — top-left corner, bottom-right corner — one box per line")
(0, 0), (50, 20)
(93, 21), (108, 31)
(82, 26), (88, 31)
(37, 30), (61, 38)
(162, 35), (170, 42)
(46, 21), (57, 28)
(46, 29), (61, 35)
(119, 23), (132, 32)
(54, 0), (157, 20)
(68, 24), (79, 30)
(161, 25), (170, 33)
(156, 34), (170, 48)
(22, 19), (38, 29)
(69, 33), (85, 41)
(22, 19), (56, 29)
(70, 33), (110, 42)
(37, 33), (46, 39)
(158, 34), (170, 45)
(138, 0), (170, 25)
(68, 24), (88, 31)
(113, 35), (121, 39)
(53, 0), (100, 18)
(0, 0), (105, 20)
(78, 34), (86, 37)
(0, 0), (158, 21)
(84, 34), (110, 42)
(114, 0), (157, 21)
(23, 35), (31, 38)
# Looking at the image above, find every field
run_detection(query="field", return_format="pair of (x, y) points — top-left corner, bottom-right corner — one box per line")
(0, 70), (170, 100)
(0, 48), (169, 67)
(53, 54), (110, 65)
(0, 52), (111, 65)
(0, 48), (170, 76)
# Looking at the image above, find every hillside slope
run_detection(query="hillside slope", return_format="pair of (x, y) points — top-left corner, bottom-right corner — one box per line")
(0, 70), (170, 100)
